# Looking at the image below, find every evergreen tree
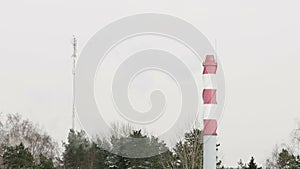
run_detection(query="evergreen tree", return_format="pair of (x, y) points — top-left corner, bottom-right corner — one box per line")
(237, 157), (262, 169)
(238, 157), (262, 169)
(3, 143), (35, 169)
(110, 130), (170, 169)
(63, 129), (108, 169)
(36, 154), (54, 169)
(277, 149), (299, 169)
(87, 142), (107, 168)
(247, 157), (258, 169)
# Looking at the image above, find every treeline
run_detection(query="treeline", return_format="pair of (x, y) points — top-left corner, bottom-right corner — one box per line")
(1, 113), (300, 169)
(0, 113), (213, 169)
(0, 113), (261, 169)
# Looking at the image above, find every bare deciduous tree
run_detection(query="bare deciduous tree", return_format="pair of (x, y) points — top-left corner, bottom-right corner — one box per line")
(0, 113), (59, 162)
(291, 119), (300, 155)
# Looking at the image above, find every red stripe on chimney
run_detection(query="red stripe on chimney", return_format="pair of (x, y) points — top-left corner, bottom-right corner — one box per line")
(203, 119), (217, 135)
(203, 55), (217, 74)
(203, 89), (217, 104)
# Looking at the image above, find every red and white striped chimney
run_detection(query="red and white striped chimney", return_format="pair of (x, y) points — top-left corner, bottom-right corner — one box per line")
(203, 55), (218, 169)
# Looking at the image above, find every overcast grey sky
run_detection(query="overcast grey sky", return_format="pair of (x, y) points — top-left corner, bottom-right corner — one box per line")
(1, 0), (300, 167)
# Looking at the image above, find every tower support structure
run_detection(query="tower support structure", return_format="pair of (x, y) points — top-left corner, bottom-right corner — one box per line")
(71, 36), (77, 130)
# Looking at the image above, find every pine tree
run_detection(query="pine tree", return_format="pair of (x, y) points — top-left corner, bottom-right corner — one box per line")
(110, 130), (170, 169)
(63, 129), (108, 169)
(36, 154), (54, 169)
(277, 149), (299, 169)
(3, 143), (35, 169)
(245, 157), (262, 169)
(247, 157), (258, 169)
